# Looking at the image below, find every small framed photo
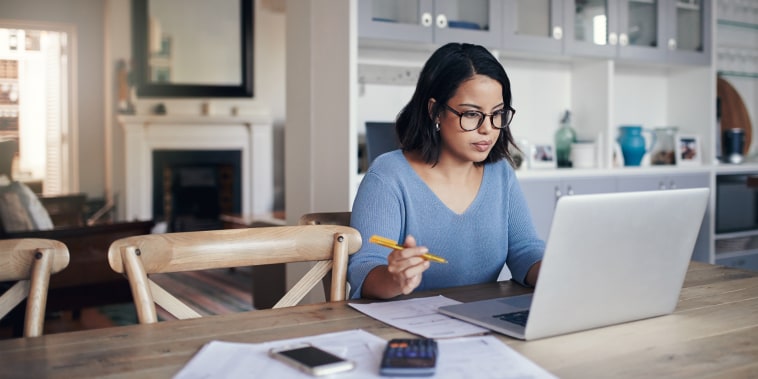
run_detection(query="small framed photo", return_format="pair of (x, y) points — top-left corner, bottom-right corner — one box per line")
(676, 134), (701, 166)
(529, 143), (556, 169)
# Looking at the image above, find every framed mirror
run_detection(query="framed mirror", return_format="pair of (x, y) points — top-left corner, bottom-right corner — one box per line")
(132, 0), (253, 97)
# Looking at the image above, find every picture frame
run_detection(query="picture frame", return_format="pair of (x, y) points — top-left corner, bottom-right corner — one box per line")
(529, 143), (556, 169)
(676, 134), (701, 166)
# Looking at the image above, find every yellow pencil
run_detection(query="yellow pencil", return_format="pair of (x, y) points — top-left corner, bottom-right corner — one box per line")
(369, 235), (448, 264)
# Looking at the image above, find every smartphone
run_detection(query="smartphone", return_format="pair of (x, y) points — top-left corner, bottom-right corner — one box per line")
(379, 338), (438, 377)
(269, 343), (355, 376)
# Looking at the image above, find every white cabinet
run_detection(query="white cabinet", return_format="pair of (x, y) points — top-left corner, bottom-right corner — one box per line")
(519, 176), (617, 240)
(563, 0), (711, 65)
(358, 0), (502, 47)
(615, 172), (710, 191)
(502, 0), (564, 54)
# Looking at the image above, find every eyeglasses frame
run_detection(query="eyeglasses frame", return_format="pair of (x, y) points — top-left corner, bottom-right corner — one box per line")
(442, 103), (515, 132)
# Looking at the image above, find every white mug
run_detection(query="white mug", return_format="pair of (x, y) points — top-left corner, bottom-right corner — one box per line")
(571, 142), (596, 168)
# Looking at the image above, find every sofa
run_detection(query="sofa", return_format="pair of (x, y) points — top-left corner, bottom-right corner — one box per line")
(0, 139), (153, 319)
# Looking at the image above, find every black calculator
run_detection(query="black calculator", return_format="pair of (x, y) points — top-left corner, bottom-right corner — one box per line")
(379, 338), (438, 377)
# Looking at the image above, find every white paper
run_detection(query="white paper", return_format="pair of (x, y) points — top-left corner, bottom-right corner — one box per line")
(173, 329), (557, 379)
(349, 295), (489, 338)
(436, 336), (557, 379)
(173, 329), (385, 379)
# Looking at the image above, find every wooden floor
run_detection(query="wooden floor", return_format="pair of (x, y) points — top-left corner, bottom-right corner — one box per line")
(0, 267), (254, 339)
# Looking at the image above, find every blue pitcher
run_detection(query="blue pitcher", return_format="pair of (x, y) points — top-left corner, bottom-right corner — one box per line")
(617, 125), (656, 166)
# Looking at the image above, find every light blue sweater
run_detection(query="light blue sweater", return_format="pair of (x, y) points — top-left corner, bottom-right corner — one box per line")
(348, 150), (545, 299)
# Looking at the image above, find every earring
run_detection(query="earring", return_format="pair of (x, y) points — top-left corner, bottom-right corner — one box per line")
(435, 122), (440, 132)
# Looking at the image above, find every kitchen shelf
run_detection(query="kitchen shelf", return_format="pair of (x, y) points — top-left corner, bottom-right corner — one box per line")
(718, 70), (758, 78)
(714, 229), (758, 241)
(715, 248), (758, 260)
(717, 19), (758, 31)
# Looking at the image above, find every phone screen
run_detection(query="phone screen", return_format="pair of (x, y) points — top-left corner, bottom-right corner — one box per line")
(277, 346), (345, 367)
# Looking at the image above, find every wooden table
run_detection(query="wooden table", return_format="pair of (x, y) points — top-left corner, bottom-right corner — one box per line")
(0, 262), (756, 378)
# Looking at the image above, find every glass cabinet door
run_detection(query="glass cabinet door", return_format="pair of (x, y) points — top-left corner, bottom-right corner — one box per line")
(617, 0), (666, 61)
(666, 0), (711, 65)
(502, 0), (563, 54)
(565, 0), (618, 58)
(358, 0), (500, 47)
(358, 0), (435, 43)
(433, 0), (502, 47)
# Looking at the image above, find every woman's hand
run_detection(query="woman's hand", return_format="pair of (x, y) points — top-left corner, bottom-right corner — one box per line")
(362, 235), (431, 298)
(385, 235), (431, 295)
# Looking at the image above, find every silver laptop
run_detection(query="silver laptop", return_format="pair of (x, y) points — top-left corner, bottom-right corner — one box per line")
(438, 188), (709, 340)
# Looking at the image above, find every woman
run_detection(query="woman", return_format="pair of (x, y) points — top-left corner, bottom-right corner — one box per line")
(348, 43), (544, 299)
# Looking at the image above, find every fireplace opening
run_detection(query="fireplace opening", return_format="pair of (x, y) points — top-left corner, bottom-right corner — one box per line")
(153, 150), (242, 232)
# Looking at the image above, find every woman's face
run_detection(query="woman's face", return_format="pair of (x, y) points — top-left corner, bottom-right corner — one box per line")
(436, 74), (504, 164)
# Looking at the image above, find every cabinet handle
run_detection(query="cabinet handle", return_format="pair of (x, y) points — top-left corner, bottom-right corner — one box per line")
(608, 32), (618, 45)
(659, 181), (666, 190)
(436, 14), (447, 28)
(552, 26), (563, 40)
(554, 186), (562, 201)
(669, 181), (677, 189)
(421, 12), (432, 27)
(619, 33), (628, 46)
(567, 185), (574, 196)
(668, 38), (677, 50)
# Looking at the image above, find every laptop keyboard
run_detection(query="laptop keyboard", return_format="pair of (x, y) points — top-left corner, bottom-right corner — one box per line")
(493, 310), (530, 327)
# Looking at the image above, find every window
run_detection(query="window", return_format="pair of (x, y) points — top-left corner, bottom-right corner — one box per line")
(0, 24), (71, 195)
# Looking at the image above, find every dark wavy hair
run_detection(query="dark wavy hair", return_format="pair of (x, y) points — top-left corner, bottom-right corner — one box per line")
(395, 43), (517, 167)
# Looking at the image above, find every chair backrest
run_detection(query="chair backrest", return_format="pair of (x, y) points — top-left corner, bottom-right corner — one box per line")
(107, 225), (362, 324)
(298, 211), (351, 226)
(298, 212), (353, 299)
(0, 238), (69, 337)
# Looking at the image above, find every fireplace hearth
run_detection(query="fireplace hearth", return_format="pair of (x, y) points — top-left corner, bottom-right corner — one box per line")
(118, 114), (274, 222)
(153, 150), (241, 232)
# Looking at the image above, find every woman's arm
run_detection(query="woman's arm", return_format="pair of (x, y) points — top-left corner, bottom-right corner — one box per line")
(524, 260), (541, 287)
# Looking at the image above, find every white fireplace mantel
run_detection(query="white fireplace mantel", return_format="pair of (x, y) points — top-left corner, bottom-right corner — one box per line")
(118, 113), (274, 221)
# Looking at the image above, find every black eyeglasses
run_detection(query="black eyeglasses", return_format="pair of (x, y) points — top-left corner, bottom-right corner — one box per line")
(442, 103), (515, 132)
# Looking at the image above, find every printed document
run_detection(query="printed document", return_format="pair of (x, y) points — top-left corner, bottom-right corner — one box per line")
(349, 295), (489, 338)
(173, 329), (557, 379)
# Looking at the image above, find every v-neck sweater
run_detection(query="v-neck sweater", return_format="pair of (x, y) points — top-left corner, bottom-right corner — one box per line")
(348, 150), (545, 299)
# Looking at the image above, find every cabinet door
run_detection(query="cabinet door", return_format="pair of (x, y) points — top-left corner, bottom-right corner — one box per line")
(502, 0), (563, 54)
(617, 0), (666, 62)
(358, 0), (435, 43)
(665, 172), (709, 189)
(616, 172), (709, 192)
(564, 0), (619, 58)
(664, 0), (711, 65)
(434, 0), (502, 47)
(520, 176), (617, 240)
(520, 178), (560, 241)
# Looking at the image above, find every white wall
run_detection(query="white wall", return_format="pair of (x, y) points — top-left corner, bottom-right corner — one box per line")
(356, 52), (573, 151)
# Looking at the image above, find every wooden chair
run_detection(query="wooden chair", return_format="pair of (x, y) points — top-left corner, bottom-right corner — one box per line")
(0, 238), (69, 337)
(298, 212), (352, 298)
(298, 211), (351, 226)
(108, 225), (362, 324)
